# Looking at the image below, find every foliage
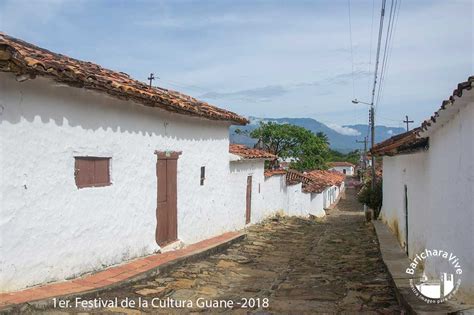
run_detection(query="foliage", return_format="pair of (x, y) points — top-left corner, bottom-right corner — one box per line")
(316, 132), (329, 145)
(357, 179), (383, 219)
(249, 122), (329, 171)
(329, 149), (360, 165)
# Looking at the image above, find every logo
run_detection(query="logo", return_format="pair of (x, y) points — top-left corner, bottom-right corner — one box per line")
(406, 249), (462, 303)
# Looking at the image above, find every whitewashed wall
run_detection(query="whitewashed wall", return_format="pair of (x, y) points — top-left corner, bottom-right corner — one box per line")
(309, 192), (325, 217)
(0, 74), (236, 291)
(323, 184), (342, 209)
(379, 101), (473, 301)
(424, 101), (473, 301)
(229, 170), (334, 222)
(0, 73), (345, 292)
(228, 160), (266, 225)
(261, 174), (288, 214)
(380, 152), (428, 253)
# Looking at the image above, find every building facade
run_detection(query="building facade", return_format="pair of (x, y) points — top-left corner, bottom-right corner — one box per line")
(0, 33), (247, 291)
(372, 76), (473, 301)
(0, 33), (347, 293)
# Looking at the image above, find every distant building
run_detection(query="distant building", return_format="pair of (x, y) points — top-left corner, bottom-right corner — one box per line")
(328, 161), (355, 176)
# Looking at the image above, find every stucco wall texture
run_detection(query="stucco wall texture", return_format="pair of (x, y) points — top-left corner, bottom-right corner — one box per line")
(0, 73), (342, 291)
(380, 101), (473, 301)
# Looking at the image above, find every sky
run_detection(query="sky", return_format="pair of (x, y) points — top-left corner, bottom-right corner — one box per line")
(0, 0), (472, 130)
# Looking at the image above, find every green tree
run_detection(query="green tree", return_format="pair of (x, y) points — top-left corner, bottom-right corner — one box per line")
(250, 122), (329, 171)
(316, 132), (329, 146)
(328, 149), (360, 165)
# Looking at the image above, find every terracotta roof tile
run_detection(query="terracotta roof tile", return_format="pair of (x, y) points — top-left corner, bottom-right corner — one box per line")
(264, 169), (287, 177)
(286, 169), (344, 193)
(229, 144), (277, 160)
(371, 128), (429, 156)
(0, 32), (248, 125)
(419, 76), (473, 136)
(372, 76), (473, 156)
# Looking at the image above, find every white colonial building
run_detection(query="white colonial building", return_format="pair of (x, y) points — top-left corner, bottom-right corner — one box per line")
(0, 33), (348, 293)
(0, 33), (250, 291)
(372, 76), (473, 302)
(328, 161), (355, 176)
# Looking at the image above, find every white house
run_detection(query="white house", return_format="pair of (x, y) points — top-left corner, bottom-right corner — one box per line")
(0, 32), (348, 294)
(228, 144), (277, 224)
(328, 161), (355, 176)
(372, 76), (473, 302)
(0, 33), (248, 291)
(228, 146), (345, 221)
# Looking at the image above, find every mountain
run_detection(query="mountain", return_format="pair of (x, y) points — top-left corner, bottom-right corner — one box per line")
(230, 117), (405, 153)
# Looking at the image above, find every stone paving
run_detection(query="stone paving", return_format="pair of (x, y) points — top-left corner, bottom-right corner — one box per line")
(28, 188), (403, 314)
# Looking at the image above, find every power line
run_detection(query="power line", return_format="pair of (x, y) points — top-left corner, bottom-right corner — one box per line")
(375, 0), (401, 116)
(347, 0), (356, 99)
(367, 0), (376, 99)
(375, 0), (395, 112)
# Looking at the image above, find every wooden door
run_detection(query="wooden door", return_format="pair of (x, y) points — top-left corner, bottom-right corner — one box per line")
(404, 185), (409, 255)
(156, 151), (180, 246)
(246, 175), (252, 224)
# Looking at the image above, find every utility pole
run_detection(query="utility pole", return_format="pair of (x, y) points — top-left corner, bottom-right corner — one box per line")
(147, 73), (155, 87)
(352, 0), (385, 189)
(403, 115), (414, 132)
(356, 136), (368, 169)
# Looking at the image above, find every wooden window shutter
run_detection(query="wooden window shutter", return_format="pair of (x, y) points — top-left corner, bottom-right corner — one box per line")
(74, 157), (111, 188)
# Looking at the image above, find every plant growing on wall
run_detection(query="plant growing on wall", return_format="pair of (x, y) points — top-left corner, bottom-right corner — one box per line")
(357, 179), (383, 219)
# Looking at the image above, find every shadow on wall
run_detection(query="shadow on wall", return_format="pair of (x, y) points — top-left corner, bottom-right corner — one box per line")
(0, 75), (229, 142)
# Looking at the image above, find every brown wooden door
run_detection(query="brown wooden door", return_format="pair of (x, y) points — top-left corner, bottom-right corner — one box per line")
(156, 152), (180, 246)
(246, 175), (252, 224)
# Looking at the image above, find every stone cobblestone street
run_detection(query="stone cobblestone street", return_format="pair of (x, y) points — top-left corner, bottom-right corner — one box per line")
(35, 188), (403, 314)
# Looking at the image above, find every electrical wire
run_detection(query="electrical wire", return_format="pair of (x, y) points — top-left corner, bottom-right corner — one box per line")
(375, 0), (401, 117)
(375, 0), (395, 113)
(347, 0), (356, 99)
(367, 0), (376, 99)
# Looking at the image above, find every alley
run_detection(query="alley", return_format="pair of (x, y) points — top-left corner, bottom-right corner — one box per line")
(36, 188), (402, 314)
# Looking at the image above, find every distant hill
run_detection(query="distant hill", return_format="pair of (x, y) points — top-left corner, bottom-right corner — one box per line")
(230, 117), (405, 153)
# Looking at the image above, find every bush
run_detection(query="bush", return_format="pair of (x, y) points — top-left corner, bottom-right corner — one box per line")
(357, 180), (383, 219)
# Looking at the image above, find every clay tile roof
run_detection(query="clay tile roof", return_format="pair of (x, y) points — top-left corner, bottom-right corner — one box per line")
(286, 169), (344, 193)
(0, 32), (248, 125)
(264, 169), (287, 178)
(371, 128), (429, 156)
(328, 161), (354, 167)
(229, 144), (277, 160)
(419, 76), (473, 136)
(372, 76), (473, 156)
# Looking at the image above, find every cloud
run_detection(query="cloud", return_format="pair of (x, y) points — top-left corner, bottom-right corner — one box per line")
(200, 85), (287, 102)
(0, 0), (69, 35)
(326, 70), (372, 84)
(387, 130), (394, 135)
(327, 124), (361, 136)
(136, 14), (271, 29)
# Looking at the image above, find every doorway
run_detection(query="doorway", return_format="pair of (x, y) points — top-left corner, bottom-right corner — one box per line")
(246, 175), (252, 224)
(404, 184), (409, 255)
(155, 151), (181, 246)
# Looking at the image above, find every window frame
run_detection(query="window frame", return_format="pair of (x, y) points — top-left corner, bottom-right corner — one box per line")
(74, 156), (112, 189)
(200, 166), (206, 186)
